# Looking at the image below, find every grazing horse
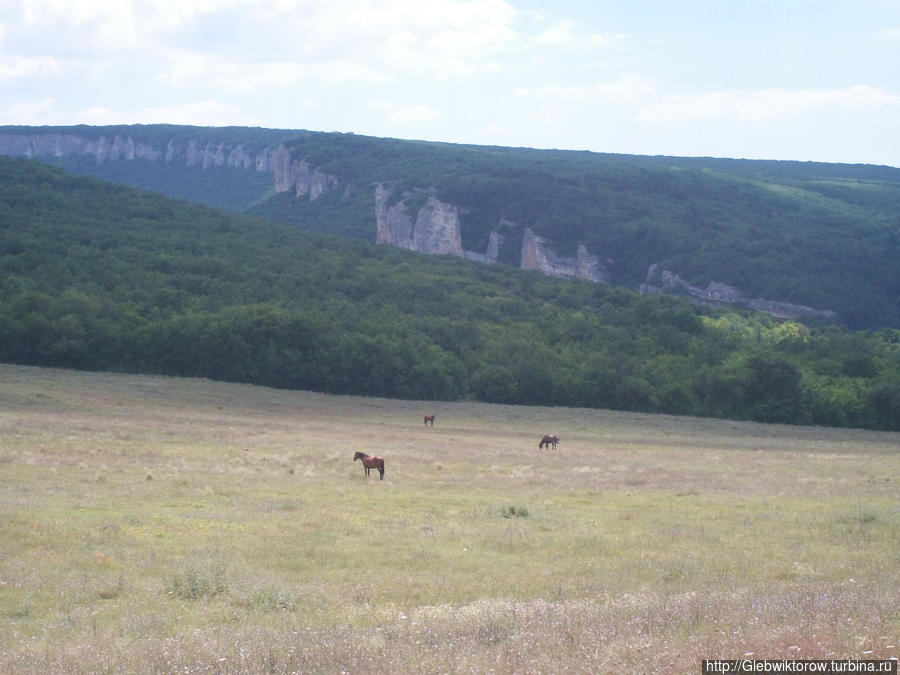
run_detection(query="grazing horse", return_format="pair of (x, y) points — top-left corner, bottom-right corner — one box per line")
(353, 451), (385, 480)
(539, 434), (560, 450)
(424, 414), (435, 427)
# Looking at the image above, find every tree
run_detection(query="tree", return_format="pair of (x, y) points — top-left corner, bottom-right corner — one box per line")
(743, 353), (806, 424)
(868, 382), (900, 430)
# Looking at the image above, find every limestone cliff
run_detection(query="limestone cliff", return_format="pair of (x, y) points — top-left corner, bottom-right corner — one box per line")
(0, 132), (163, 163)
(0, 131), (339, 201)
(375, 189), (611, 280)
(375, 184), (493, 260)
(520, 228), (610, 283)
(374, 184), (416, 249)
(640, 264), (835, 321)
(464, 232), (503, 264)
(412, 197), (464, 256)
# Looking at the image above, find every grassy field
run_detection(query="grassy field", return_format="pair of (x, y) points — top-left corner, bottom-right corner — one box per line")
(0, 363), (898, 673)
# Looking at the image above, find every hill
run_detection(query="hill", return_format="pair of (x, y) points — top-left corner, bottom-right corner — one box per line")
(1, 124), (898, 330)
(1, 156), (899, 430)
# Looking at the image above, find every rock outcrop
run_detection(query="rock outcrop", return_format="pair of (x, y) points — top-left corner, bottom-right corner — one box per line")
(273, 153), (340, 199)
(412, 197), (464, 256)
(375, 184), (495, 260)
(0, 131), (339, 201)
(375, 191), (609, 280)
(375, 184), (417, 249)
(464, 232), (503, 264)
(0, 132), (164, 163)
(520, 228), (609, 283)
(640, 264), (835, 321)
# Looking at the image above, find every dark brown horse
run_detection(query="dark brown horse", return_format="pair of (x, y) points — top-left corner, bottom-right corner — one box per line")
(353, 451), (385, 480)
(539, 434), (560, 450)
(424, 414), (435, 427)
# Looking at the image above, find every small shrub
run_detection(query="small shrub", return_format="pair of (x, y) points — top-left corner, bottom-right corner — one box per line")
(166, 563), (228, 601)
(501, 505), (529, 519)
(237, 585), (299, 612)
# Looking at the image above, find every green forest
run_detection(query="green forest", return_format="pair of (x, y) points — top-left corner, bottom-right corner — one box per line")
(2, 157), (899, 430)
(4, 124), (898, 331)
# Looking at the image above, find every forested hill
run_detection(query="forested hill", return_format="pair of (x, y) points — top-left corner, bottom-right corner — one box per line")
(1, 124), (899, 330)
(1, 157), (899, 430)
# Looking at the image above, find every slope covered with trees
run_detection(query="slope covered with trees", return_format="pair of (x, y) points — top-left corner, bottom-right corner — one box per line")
(2, 124), (898, 330)
(2, 157), (898, 430)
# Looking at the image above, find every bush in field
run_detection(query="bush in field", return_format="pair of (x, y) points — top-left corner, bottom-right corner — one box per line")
(501, 506), (530, 519)
(166, 563), (228, 601)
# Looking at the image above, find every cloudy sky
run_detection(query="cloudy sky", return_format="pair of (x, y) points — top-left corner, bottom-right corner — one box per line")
(2, 0), (899, 166)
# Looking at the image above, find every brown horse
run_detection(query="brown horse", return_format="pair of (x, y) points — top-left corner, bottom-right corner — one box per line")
(539, 434), (560, 450)
(424, 414), (435, 427)
(353, 451), (385, 480)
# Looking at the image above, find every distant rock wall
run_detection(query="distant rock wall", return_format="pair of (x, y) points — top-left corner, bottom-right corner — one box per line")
(374, 184), (416, 249)
(273, 152), (340, 199)
(375, 184), (493, 260)
(640, 264), (835, 321)
(375, 190), (609, 282)
(464, 232), (504, 264)
(412, 197), (464, 256)
(0, 132), (164, 163)
(0, 131), (339, 201)
(520, 228), (609, 283)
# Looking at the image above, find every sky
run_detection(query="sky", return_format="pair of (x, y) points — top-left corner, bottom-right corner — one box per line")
(1, 0), (899, 167)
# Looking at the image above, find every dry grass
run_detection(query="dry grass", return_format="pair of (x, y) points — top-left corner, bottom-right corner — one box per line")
(0, 363), (898, 673)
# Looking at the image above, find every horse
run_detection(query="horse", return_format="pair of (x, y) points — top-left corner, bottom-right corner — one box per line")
(539, 434), (560, 450)
(353, 451), (385, 480)
(424, 414), (435, 427)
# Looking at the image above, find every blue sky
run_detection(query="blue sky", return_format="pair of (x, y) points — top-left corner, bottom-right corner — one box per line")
(2, 0), (899, 166)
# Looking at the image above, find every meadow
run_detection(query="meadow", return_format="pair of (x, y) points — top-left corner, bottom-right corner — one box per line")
(0, 363), (898, 673)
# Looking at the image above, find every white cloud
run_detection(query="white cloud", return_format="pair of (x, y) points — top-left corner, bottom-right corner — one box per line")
(131, 100), (251, 126)
(68, 100), (250, 127)
(0, 55), (62, 82)
(388, 105), (441, 124)
(639, 85), (900, 123)
(357, 0), (521, 78)
(5, 0), (523, 83)
(367, 100), (440, 125)
(530, 19), (625, 52)
(0, 97), (60, 124)
(515, 74), (655, 105)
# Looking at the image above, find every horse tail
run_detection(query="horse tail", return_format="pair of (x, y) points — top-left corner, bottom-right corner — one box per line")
(379, 459), (385, 480)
